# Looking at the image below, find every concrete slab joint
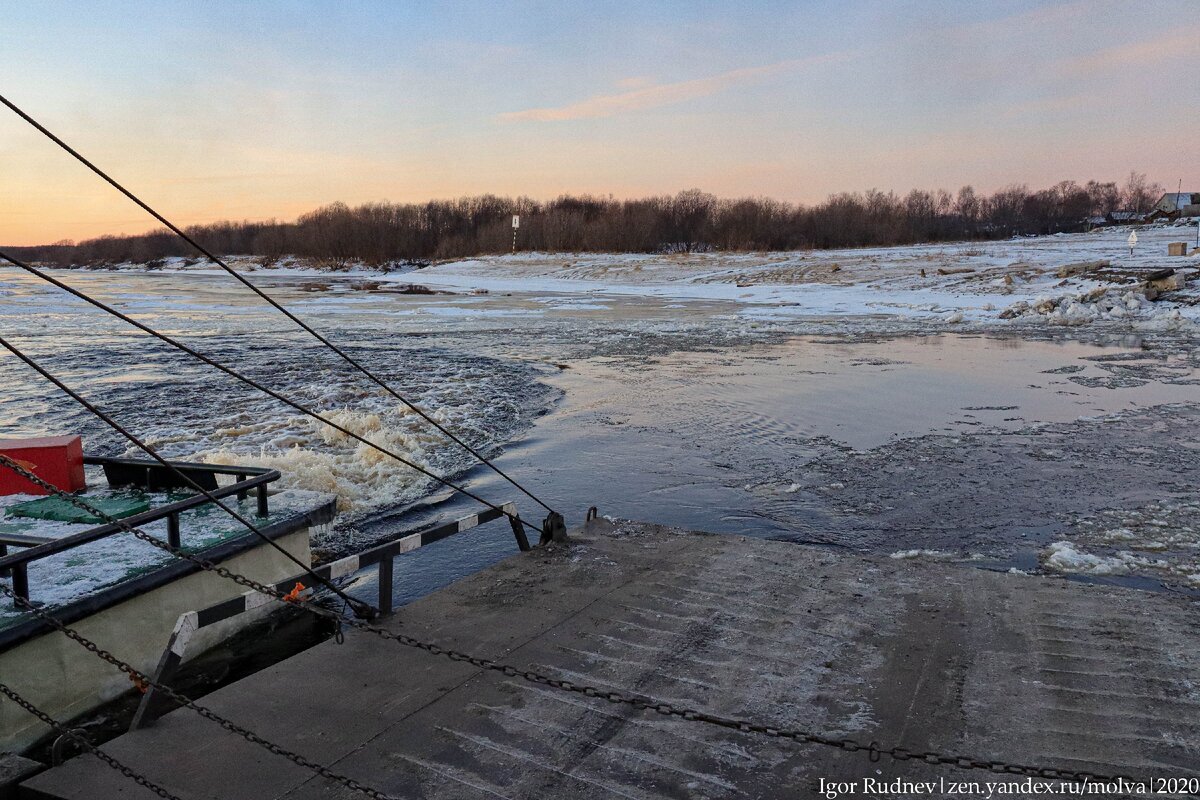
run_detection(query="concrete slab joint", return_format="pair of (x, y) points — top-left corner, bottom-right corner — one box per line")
(0, 753), (44, 799)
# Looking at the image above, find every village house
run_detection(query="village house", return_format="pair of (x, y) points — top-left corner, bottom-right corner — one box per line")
(1145, 192), (1200, 221)
(1085, 210), (1144, 229)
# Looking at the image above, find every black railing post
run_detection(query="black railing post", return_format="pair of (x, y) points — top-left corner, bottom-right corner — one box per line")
(0, 459), (282, 612)
(12, 564), (29, 606)
(167, 513), (181, 550)
(509, 514), (531, 551)
(377, 558), (394, 615)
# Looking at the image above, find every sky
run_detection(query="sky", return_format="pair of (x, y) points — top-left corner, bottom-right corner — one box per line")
(1, 0), (1197, 246)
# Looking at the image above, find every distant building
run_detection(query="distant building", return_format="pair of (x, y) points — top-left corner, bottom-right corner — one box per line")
(1108, 210), (1143, 224)
(1146, 192), (1200, 221)
(1085, 210), (1144, 229)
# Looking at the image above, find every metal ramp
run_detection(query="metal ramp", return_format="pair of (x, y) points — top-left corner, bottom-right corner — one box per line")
(23, 520), (1200, 798)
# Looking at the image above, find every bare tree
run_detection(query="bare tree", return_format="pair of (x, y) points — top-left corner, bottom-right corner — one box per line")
(1121, 171), (1163, 214)
(6, 173), (1175, 266)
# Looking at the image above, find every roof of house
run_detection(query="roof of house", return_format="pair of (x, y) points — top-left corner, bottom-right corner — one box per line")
(1160, 192), (1200, 208)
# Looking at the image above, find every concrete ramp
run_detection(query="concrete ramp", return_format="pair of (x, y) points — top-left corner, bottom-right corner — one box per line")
(22, 520), (1200, 798)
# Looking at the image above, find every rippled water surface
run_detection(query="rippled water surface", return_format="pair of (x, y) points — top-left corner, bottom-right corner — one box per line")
(2, 267), (1197, 600)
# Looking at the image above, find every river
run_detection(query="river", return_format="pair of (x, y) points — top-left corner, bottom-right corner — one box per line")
(2, 266), (1197, 602)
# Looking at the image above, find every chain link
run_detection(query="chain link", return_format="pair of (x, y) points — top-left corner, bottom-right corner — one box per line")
(0, 583), (398, 800)
(0, 457), (1157, 791)
(0, 682), (183, 800)
(0, 455), (334, 611)
(351, 622), (1144, 786)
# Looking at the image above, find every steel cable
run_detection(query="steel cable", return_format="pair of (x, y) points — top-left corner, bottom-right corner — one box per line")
(0, 587), (400, 800)
(0, 457), (1154, 791)
(0, 334), (378, 618)
(0, 250), (544, 537)
(0, 92), (555, 517)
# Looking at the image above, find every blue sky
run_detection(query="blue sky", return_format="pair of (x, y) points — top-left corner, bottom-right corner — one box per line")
(1, 1), (1197, 244)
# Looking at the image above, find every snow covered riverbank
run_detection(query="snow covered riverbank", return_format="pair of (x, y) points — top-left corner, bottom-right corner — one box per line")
(414, 225), (1200, 331)
(51, 225), (1200, 333)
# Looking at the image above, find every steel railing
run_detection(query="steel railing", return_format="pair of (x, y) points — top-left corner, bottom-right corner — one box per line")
(0, 455), (280, 607)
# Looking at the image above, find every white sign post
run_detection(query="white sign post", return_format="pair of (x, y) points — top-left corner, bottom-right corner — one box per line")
(1127, 230), (1138, 257)
(511, 215), (520, 255)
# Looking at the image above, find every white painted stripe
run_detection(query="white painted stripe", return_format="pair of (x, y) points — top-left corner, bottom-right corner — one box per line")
(396, 532), (423, 554)
(457, 514), (480, 533)
(169, 612), (198, 657)
(327, 555), (360, 580)
(246, 591), (274, 611)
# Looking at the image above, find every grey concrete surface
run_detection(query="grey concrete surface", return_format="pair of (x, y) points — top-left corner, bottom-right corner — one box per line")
(1, 527), (314, 755)
(0, 754), (43, 800)
(21, 519), (1200, 799)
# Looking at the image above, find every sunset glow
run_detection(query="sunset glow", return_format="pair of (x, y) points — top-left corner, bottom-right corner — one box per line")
(1, 0), (1197, 246)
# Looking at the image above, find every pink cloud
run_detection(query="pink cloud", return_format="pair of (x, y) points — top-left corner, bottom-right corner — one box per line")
(498, 51), (850, 123)
(1059, 30), (1199, 76)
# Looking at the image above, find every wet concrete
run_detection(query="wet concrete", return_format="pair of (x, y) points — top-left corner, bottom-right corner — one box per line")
(24, 519), (1200, 799)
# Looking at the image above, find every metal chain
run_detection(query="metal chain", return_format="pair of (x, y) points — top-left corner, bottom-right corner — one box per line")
(0, 459), (397, 799)
(0, 336), (379, 619)
(0, 455), (313, 605)
(0, 458), (1152, 789)
(0, 585), (399, 800)
(348, 624), (1145, 787)
(0, 682), (183, 800)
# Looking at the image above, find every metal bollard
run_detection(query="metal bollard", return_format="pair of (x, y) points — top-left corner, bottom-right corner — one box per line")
(539, 512), (567, 547)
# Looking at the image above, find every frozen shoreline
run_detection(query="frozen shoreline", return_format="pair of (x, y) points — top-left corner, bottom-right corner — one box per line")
(41, 225), (1200, 332)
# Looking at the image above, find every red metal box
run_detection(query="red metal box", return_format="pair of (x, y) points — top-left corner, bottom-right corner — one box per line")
(0, 435), (87, 496)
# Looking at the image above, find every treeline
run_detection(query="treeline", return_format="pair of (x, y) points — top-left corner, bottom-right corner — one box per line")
(9, 173), (1163, 267)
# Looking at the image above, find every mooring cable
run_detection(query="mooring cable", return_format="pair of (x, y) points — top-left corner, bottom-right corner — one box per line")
(0, 681), (183, 800)
(0, 458), (1148, 791)
(0, 589), (400, 800)
(0, 334), (378, 618)
(0, 250), (544, 537)
(0, 92), (556, 517)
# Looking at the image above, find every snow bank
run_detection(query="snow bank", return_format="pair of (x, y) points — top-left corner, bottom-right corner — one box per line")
(37, 226), (1200, 331)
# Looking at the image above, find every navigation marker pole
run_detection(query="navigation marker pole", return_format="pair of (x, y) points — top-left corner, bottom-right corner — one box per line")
(512, 214), (520, 255)
(1127, 229), (1137, 257)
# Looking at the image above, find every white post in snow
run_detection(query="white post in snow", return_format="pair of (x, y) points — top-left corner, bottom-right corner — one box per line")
(512, 215), (520, 255)
(1127, 230), (1138, 257)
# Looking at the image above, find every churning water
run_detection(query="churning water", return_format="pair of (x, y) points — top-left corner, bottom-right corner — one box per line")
(2, 266), (1198, 597)
(0, 270), (558, 519)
